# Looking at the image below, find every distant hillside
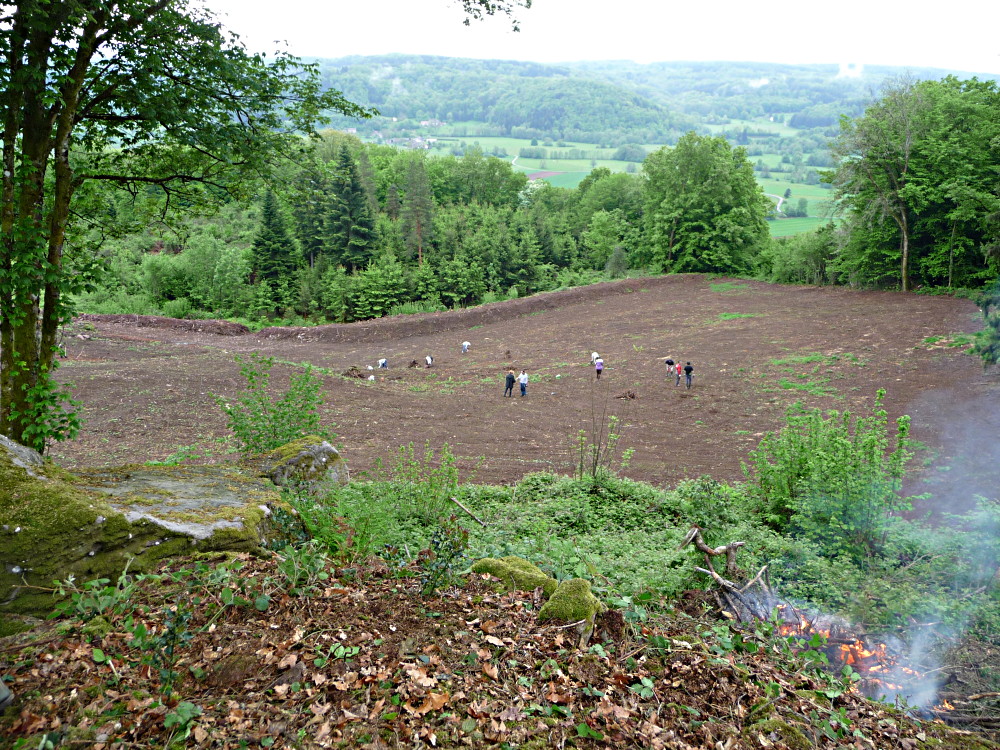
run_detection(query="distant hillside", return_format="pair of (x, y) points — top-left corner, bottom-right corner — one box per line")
(314, 55), (997, 145)
(560, 60), (989, 120)
(314, 54), (697, 144)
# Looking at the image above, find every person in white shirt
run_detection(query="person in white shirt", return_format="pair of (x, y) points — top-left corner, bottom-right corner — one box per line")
(425, 355), (433, 368)
(461, 341), (471, 354)
(518, 369), (528, 397)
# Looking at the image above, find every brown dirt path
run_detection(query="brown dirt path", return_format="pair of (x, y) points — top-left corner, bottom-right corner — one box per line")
(52, 275), (998, 512)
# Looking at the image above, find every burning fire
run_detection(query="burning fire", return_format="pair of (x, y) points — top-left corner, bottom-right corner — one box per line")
(773, 607), (932, 703)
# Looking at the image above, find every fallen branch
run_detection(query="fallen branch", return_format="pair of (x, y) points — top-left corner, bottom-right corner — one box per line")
(679, 526), (745, 576)
(449, 496), (487, 527)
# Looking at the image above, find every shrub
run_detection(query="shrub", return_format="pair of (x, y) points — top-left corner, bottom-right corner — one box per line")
(743, 389), (911, 564)
(213, 353), (333, 456)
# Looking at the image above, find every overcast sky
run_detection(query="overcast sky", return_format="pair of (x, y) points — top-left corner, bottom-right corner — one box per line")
(203, 0), (1000, 76)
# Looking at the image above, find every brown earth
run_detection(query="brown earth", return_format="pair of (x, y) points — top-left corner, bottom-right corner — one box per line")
(52, 274), (999, 513)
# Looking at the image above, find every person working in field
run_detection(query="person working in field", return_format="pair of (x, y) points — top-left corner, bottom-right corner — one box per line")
(504, 369), (516, 397)
(595, 356), (604, 380)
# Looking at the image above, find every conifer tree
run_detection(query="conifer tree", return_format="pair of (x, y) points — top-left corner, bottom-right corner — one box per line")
(401, 157), (435, 265)
(252, 190), (299, 284)
(324, 145), (377, 272)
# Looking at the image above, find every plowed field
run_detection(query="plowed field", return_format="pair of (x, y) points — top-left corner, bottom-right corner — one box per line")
(51, 275), (999, 513)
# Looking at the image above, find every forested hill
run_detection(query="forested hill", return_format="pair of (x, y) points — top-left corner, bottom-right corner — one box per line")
(562, 60), (989, 120)
(313, 54), (697, 144)
(315, 54), (997, 144)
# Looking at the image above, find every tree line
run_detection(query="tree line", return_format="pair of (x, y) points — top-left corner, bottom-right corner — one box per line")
(80, 129), (773, 325)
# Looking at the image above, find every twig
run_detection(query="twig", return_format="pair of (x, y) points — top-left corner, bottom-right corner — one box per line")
(549, 619), (587, 630)
(739, 565), (769, 594)
(0, 636), (62, 654)
(449, 496), (487, 527)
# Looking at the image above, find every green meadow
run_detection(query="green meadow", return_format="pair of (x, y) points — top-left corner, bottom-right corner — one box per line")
(422, 130), (835, 234)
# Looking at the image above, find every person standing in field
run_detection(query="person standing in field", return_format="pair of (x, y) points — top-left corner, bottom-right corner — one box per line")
(684, 361), (694, 389)
(518, 369), (528, 397)
(664, 358), (675, 379)
(504, 369), (516, 397)
(675, 361), (682, 386)
(595, 356), (604, 380)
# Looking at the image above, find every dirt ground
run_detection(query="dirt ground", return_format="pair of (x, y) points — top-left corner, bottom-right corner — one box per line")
(50, 274), (999, 513)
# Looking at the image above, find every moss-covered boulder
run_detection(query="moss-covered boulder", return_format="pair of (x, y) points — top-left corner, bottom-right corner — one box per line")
(244, 436), (348, 486)
(537, 578), (606, 624)
(471, 556), (558, 597)
(1, 439), (283, 617)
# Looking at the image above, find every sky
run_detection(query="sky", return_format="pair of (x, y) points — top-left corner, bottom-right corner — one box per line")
(203, 0), (1000, 76)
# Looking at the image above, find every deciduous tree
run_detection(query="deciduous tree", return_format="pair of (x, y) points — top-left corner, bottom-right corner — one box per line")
(0, 0), (366, 451)
(643, 132), (769, 274)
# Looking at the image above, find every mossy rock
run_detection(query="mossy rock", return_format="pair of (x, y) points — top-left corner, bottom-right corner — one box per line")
(471, 556), (558, 597)
(537, 578), (606, 624)
(1, 439), (284, 617)
(243, 436), (348, 486)
(741, 719), (811, 750)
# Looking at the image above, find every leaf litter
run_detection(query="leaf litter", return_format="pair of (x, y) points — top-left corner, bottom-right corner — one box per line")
(1, 552), (993, 749)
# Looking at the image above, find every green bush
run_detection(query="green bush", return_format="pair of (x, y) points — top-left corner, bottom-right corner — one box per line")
(213, 353), (333, 456)
(743, 389), (911, 564)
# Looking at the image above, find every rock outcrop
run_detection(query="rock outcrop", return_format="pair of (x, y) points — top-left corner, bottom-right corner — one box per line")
(244, 436), (348, 487)
(0, 438), (283, 617)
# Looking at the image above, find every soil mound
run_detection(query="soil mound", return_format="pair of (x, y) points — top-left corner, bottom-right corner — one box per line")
(78, 314), (249, 336)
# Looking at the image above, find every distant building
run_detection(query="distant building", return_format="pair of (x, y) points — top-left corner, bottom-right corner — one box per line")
(420, 118), (446, 127)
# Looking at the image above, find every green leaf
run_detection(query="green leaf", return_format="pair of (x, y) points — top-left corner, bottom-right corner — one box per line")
(254, 595), (271, 611)
(92, 648), (108, 664)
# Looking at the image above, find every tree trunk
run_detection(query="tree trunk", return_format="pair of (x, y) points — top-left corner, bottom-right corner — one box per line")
(898, 211), (911, 292)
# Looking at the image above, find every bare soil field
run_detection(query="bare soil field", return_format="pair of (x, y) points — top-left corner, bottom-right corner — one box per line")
(51, 275), (999, 513)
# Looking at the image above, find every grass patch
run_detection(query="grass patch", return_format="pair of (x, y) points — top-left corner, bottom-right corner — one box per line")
(776, 377), (834, 396)
(709, 281), (749, 293)
(717, 312), (759, 321)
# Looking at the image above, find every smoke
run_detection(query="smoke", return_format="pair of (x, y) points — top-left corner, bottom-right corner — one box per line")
(889, 384), (1000, 707)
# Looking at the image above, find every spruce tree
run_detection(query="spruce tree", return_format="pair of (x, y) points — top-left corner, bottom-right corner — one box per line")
(252, 190), (298, 284)
(324, 145), (377, 272)
(401, 157), (435, 265)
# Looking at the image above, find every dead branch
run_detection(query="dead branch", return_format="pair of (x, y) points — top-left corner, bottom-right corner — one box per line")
(449, 496), (487, 527)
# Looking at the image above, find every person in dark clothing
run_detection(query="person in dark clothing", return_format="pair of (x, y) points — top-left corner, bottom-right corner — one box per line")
(683, 361), (694, 389)
(664, 358), (675, 379)
(504, 369), (516, 397)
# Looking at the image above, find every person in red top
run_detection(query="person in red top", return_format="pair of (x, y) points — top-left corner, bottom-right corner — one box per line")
(675, 361), (682, 386)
